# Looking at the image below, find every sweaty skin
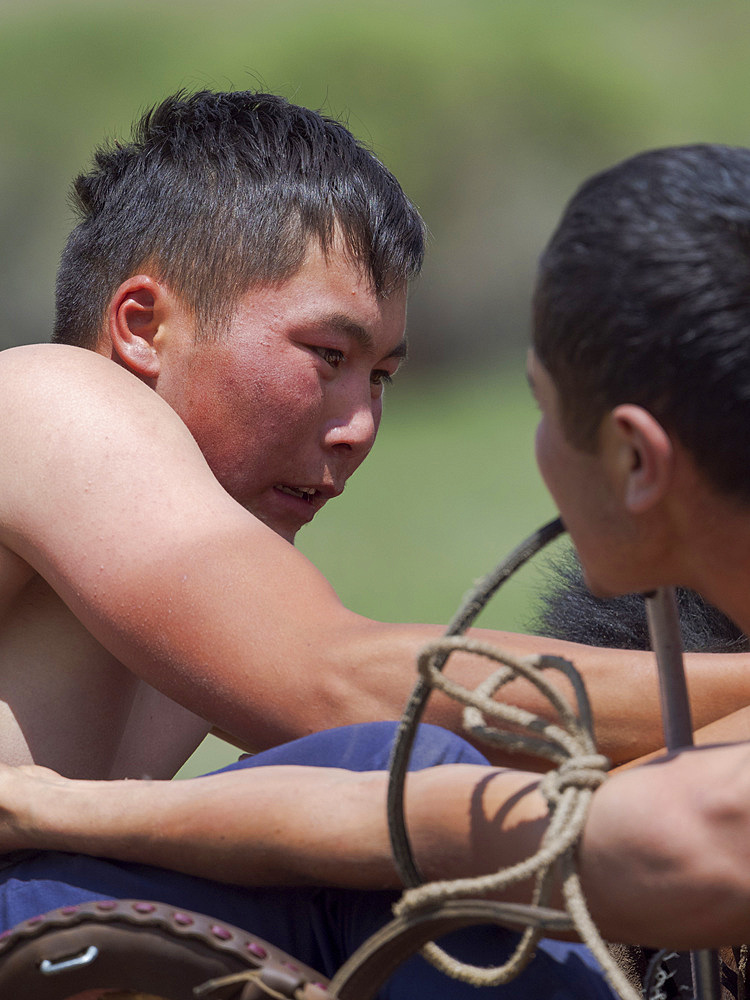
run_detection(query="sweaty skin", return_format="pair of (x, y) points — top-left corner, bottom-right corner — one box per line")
(2, 248), (750, 779)
(4, 342), (750, 948)
(3, 741), (750, 949)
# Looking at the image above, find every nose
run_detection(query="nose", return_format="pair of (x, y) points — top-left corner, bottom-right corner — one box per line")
(323, 385), (380, 456)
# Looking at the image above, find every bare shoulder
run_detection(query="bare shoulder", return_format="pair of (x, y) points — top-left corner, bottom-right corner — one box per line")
(0, 342), (243, 575)
(1, 341), (129, 389)
(0, 343), (191, 444)
(0, 343), (346, 744)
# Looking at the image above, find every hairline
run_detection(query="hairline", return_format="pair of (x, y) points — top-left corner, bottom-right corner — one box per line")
(93, 235), (411, 349)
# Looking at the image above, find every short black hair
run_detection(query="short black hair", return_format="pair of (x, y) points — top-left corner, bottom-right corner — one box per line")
(54, 90), (426, 348)
(533, 144), (750, 501)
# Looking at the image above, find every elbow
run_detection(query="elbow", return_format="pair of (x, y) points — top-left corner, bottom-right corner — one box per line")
(684, 771), (750, 943)
(582, 748), (750, 948)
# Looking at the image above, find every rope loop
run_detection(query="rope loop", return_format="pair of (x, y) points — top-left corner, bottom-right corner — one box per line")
(380, 519), (643, 1000)
(395, 631), (639, 998)
(541, 754), (611, 807)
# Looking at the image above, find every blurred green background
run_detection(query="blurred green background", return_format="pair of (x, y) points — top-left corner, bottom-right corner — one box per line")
(2, 0), (749, 776)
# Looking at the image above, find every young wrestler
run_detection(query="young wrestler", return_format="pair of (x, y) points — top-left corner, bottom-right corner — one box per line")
(9, 143), (750, 993)
(4, 89), (734, 783)
(0, 89), (619, 999)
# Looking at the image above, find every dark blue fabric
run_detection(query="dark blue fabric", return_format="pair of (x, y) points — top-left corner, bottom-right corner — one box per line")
(0, 722), (616, 999)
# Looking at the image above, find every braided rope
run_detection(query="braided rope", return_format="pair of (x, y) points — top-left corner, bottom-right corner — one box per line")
(383, 519), (642, 1000)
(387, 517), (567, 886)
(393, 636), (638, 998)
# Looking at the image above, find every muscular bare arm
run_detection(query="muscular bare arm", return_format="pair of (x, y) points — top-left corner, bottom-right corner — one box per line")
(1, 344), (748, 766)
(3, 763), (539, 894)
(4, 743), (750, 949)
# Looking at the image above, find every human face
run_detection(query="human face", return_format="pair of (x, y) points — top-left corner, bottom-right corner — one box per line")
(157, 243), (407, 542)
(527, 350), (636, 597)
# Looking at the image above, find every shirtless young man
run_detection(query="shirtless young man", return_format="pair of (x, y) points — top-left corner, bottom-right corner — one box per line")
(4, 88), (745, 784)
(0, 89), (631, 1000)
(6, 143), (750, 986)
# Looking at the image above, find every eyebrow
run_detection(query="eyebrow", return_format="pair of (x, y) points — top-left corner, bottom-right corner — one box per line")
(316, 313), (408, 360)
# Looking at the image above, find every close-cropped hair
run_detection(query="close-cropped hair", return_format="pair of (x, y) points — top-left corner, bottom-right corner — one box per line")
(53, 90), (426, 348)
(533, 144), (750, 501)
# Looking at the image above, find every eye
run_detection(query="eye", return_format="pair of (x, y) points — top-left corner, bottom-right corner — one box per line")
(315, 347), (345, 369)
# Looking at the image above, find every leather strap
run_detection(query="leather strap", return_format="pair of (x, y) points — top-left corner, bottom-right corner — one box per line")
(329, 898), (573, 999)
(0, 899), (331, 999)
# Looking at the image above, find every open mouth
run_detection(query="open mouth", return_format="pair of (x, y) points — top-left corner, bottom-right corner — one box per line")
(275, 484), (318, 504)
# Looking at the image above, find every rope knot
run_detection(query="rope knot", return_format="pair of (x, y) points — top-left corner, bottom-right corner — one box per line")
(541, 754), (610, 807)
(379, 520), (644, 1000)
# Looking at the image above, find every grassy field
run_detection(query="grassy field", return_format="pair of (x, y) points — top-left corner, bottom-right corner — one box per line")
(177, 360), (566, 777)
(3, 0), (749, 780)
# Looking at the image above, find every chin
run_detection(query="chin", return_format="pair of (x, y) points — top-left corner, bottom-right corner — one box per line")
(270, 523), (297, 545)
(242, 501), (298, 544)
(270, 519), (298, 545)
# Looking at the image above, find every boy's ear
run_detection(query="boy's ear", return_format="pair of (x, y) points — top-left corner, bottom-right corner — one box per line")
(106, 275), (168, 381)
(608, 404), (674, 514)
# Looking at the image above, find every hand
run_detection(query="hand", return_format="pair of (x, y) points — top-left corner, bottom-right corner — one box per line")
(0, 761), (67, 854)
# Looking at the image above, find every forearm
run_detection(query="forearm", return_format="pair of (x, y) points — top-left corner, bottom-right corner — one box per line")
(4, 763), (545, 899)
(12, 750), (750, 950)
(616, 702), (750, 772)
(467, 633), (750, 765)
(320, 620), (750, 768)
(15, 767), (398, 889)
(688, 702), (750, 746)
(418, 745), (750, 948)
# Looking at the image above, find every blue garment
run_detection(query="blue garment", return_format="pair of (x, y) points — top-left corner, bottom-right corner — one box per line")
(0, 722), (616, 999)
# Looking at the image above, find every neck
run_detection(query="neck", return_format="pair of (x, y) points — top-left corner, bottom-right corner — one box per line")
(670, 489), (750, 637)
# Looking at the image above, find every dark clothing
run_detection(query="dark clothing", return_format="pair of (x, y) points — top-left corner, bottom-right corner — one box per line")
(0, 722), (616, 999)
